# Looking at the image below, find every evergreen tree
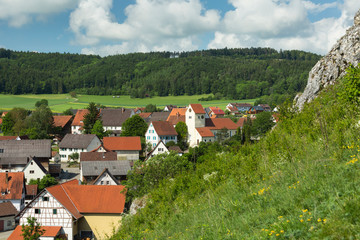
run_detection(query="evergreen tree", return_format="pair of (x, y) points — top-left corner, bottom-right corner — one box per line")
(83, 102), (100, 134)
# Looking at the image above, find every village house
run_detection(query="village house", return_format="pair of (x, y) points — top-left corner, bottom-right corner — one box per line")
(248, 105), (264, 115)
(17, 180), (126, 240)
(80, 160), (131, 184)
(145, 141), (169, 160)
(163, 105), (177, 112)
(22, 157), (48, 184)
(103, 136), (142, 161)
(145, 121), (178, 148)
(93, 168), (120, 185)
(206, 106), (225, 118)
(0, 140), (51, 172)
(259, 104), (272, 112)
(71, 109), (89, 134)
(185, 104), (207, 147)
(225, 105), (239, 115)
(227, 103), (252, 112)
(101, 108), (134, 136)
(166, 108), (187, 126)
(59, 134), (101, 162)
(25, 184), (38, 205)
(0, 202), (17, 232)
(53, 115), (73, 136)
(0, 172), (26, 211)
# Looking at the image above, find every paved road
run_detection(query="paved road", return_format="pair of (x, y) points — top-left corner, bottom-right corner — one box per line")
(0, 230), (13, 240)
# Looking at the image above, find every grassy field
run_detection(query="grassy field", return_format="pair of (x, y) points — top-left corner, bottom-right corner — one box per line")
(0, 94), (255, 113)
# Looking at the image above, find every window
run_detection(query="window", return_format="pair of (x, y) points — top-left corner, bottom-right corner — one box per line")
(30, 162), (33, 165)
(106, 181), (110, 185)
(189, 116), (192, 119)
(0, 149), (4, 153)
(153, 143), (156, 147)
(30, 170), (34, 174)
(149, 130), (151, 133)
(101, 181), (104, 185)
(42, 197), (49, 201)
(158, 148), (163, 152)
(147, 136), (150, 140)
(53, 209), (57, 214)
(35, 209), (41, 214)
(153, 136), (156, 140)
(198, 116), (200, 119)
(166, 136), (168, 140)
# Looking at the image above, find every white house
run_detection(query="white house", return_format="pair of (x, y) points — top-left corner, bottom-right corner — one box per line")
(93, 168), (120, 185)
(71, 109), (88, 134)
(0, 172), (26, 212)
(185, 104), (207, 147)
(145, 121), (178, 148)
(101, 108), (134, 136)
(23, 157), (48, 184)
(0, 202), (17, 232)
(59, 134), (101, 162)
(145, 141), (169, 160)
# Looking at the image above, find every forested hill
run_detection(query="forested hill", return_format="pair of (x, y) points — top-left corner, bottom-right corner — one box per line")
(0, 48), (320, 100)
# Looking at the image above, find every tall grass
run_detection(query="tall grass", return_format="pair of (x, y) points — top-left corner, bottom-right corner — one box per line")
(112, 80), (360, 239)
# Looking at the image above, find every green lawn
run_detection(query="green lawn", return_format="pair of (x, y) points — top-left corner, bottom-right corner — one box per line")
(0, 94), (256, 112)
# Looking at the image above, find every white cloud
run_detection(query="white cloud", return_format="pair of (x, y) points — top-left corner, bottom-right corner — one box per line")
(0, 0), (78, 27)
(209, 0), (360, 55)
(70, 0), (220, 54)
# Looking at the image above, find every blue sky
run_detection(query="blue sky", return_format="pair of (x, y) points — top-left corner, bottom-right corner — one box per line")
(0, 0), (359, 56)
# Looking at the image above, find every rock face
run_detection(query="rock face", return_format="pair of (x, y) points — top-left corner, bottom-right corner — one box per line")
(295, 9), (360, 110)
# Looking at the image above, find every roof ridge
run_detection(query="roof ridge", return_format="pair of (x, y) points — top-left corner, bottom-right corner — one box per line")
(60, 184), (81, 215)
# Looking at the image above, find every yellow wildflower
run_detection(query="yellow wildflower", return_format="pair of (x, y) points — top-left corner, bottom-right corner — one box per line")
(280, 230), (284, 233)
(302, 209), (308, 213)
(300, 219), (304, 223)
(317, 218), (322, 222)
(307, 218), (311, 221)
(299, 215), (303, 218)
(323, 219), (327, 223)
(276, 234), (280, 236)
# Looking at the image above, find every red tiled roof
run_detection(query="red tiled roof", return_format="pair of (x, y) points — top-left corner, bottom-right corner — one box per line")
(65, 185), (126, 214)
(190, 104), (205, 114)
(167, 108), (187, 125)
(53, 115), (72, 128)
(168, 108), (187, 117)
(236, 117), (248, 128)
(0, 136), (18, 140)
(152, 121), (178, 136)
(71, 109), (89, 126)
(227, 106), (238, 112)
(8, 225), (62, 240)
(103, 136), (142, 151)
(26, 185), (38, 196)
(209, 107), (225, 115)
(205, 118), (239, 130)
(138, 112), (152, 119)
(196, 127), (214, 137)
(0, 172), (24, 200)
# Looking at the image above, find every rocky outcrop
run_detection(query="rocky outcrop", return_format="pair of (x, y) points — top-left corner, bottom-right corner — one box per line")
(295, 9), (360, 110)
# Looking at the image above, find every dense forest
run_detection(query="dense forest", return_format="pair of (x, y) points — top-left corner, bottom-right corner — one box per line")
(0, 48), (320, 101)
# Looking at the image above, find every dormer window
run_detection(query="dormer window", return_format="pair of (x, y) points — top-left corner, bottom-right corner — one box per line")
(189, 108), (192, 112)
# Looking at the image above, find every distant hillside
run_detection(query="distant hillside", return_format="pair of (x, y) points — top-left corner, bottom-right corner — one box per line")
(0, 48), (320, 103)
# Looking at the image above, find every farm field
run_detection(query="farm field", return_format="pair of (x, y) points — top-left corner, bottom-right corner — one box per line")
(0, 94), (256, 113)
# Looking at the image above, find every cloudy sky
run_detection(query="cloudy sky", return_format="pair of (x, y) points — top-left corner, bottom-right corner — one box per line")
(0, 0), (359, 56)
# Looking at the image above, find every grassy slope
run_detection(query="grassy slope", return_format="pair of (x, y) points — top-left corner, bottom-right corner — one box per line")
(112, 81), (360, 239)
(0, 94), (255, 112)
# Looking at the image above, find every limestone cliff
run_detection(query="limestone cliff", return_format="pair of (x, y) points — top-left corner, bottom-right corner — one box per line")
(295, 9), (360, 109)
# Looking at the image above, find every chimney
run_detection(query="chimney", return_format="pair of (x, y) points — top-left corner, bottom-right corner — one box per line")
(102, 152), (105, 159)
(5, 172), (8, 184)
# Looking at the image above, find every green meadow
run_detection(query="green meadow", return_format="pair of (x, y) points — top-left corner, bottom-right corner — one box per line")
(0, 94), (255, 113)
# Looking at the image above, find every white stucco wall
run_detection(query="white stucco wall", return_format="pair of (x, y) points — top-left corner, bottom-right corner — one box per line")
(94, 173), (118, 185)
(23, 160), (47, 184)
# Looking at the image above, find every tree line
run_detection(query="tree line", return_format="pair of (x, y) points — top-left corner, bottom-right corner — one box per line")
(0, 48), (320, 102)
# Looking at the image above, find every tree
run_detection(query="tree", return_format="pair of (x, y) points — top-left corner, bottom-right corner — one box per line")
(83, 102), (100, 134)
(21, 217), (45, 240)
(62, 108), (74, 116)
(144, 104), (157, 112)
(1, 108), (28, 135)
(35, 99), (48, 108)
(29, 174), (58, 191)
(216, 127), (229, 143)
(1, 113), (15, 135)
(251, 111), (275, 137)
(121, 115), (148, 137)
(175, 121), (188, 150)
(91, 119), (111, 139)
(24, 105), (54, 139)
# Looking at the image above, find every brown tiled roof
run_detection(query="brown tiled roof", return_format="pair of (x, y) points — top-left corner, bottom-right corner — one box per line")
(80, 152), (117, 161)
(59, 134), (98, 149)
(168, 108), (187, 117)
(9, 225), (62, 240)
(26, 185), (38, 196)
(71, 109), (89, 126)
(101, 108), (133, 127)
(103, 136), (142, 151)
(168, 145), (183, 153)
(152, 121), (178, 136)
(0, 172), (24, 200)
(149, 112), (170, 122)
(209, 107), (225, 115)
(196, 127), (214, 137)
(205, 118), (239, 130)
(53, 115), (73, 128)
(0, 202), (17, 217)
(167, 108), (187, 125)
(190, 104), (205, 114)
